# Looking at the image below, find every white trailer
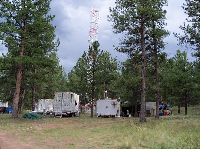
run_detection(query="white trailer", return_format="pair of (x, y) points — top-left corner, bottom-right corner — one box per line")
(0, 101), (8, 114)
(53, 92), (79, 117)
(34, 99), (53, 113)
(97, 100), (120, 117)
(0, 101), (8, 107)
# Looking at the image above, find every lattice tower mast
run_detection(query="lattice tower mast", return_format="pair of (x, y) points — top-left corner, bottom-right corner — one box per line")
(89, 7), (99, 45)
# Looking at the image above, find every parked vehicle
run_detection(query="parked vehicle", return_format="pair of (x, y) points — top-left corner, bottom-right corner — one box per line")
(34, 99), (54, 114)
(97, 99), (120, 117)
(34, 92), (80, 118)
(0, 101), (8, 114)
(53, 92), (79, 117)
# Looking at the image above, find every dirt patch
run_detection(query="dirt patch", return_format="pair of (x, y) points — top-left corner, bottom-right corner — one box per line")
(0, 131), (38, 149)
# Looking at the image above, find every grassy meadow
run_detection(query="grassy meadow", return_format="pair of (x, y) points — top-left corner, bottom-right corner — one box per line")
(0, 106), (200, 149)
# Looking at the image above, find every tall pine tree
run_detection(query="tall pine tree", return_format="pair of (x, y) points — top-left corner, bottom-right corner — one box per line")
(0, 0), (57, 118)
(177, 0), (200, 57)
(109, 0), (168, 122)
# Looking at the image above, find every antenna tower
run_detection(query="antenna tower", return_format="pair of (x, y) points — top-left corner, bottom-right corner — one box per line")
(89, 7), (99, 45)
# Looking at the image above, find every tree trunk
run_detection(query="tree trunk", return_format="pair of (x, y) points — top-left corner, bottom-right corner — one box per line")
(12, 16), (27, 118)
(134, 102), (138, 117)
(32, 87), (36, 111)
(19, 89), (26, 114)
(32, 69), (37, 111)
(131, 105), (134, 117)
(153, 21), (160, 119)
(140, 16), (146, 122)
(184, 92), (187, 115)
(12, 64), (23, 118)
(156, 95), (160, 119)
(178, 105), (180, 114)
(185, 102), (187, 115)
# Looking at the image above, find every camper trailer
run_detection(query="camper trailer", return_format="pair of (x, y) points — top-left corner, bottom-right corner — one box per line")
(0, 101), (8, 114)
(33, 92), (79, 118)
(34, 99), (53, 114)
(97, 99), (120, 117)
(53, 92), (79, 117)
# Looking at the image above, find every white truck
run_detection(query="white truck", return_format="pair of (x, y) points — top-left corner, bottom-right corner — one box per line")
(97, 99), (120, 117)
(53, 92), (79, 117)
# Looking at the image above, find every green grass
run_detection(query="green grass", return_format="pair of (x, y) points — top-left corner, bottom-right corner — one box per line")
(0, 106), (200, 149)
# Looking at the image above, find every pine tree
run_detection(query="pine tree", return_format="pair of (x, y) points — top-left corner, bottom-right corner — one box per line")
(68, 42), (118, 117)
(177, 0), (200, 57)
(120, 59), (141, 117)
(109, 0), (168, 122)
(0, 0), (57, 118)
(160, 50), (195, 115)
(149, 2), (169, 118)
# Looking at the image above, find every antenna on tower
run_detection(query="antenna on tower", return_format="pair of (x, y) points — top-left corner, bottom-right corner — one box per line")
(88, 7), (99, 45)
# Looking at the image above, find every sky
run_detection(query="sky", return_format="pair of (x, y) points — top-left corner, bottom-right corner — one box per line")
(0, 0), (196, 74)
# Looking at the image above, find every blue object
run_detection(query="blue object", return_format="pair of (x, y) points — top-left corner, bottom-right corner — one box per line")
(5, 107), (8, 113)
(159, 104), (171, 108)
(159, 105), (164, 108)
(9, 106), (13, 114)
(159, 113), (163, 116)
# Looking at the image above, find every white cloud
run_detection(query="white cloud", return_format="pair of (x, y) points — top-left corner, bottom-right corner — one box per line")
(0, 0), (197, 72)
(161, 0), (196, 61)
(164, 0), (186, 44)
(50, 0), (120, 73)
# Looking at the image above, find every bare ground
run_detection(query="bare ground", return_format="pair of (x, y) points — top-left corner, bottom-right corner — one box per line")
(0, 131), (37, 149)
(0, 118), (89, 149)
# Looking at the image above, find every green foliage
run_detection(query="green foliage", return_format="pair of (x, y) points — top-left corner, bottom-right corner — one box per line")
(109, 0), (169, 121)
(0, 0), (67, 112)
(109, 0), (168, 56)
(176, 0), (200, 57)
(68, 42), (118, 105)
(160, 50), (199, 106)
(119, 59), (141, 105)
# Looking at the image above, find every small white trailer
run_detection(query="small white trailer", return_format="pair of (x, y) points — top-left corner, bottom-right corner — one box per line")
(34, 99), (53, 113)
(0, 101), (8, 114)
(0, 101), (8, 107)
(97, 99), (120, 117)
(53, 92), (79, 117)
(33, 92), (79, 118)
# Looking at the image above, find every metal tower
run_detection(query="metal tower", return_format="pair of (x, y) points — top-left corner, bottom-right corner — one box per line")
(88, 7), (99, 45)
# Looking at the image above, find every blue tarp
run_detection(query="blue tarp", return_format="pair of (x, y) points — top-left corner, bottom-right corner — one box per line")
(159, 104), (170, 108)
(9, 106), (13, 114)
(5, 107), (8, 113)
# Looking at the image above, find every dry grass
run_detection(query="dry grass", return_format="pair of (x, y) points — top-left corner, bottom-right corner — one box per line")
(0, 106), (200, 149)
